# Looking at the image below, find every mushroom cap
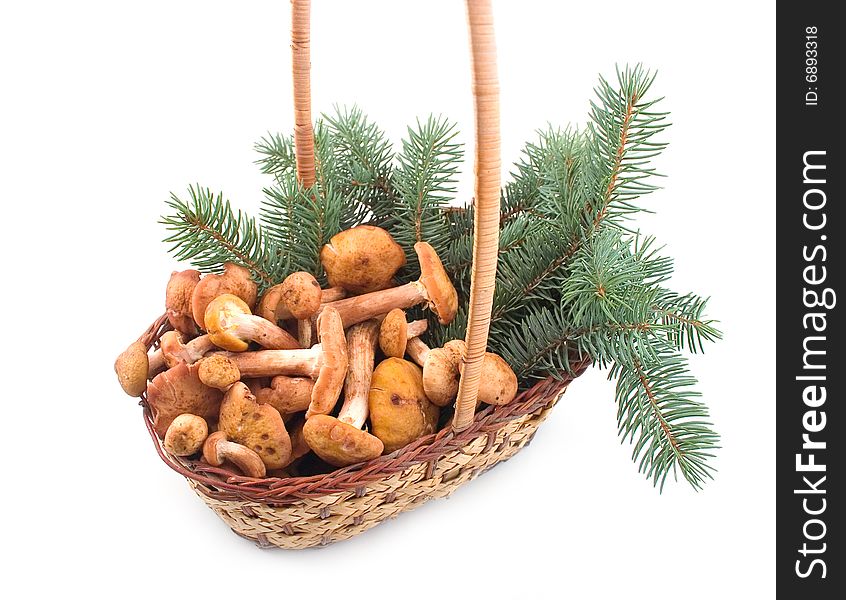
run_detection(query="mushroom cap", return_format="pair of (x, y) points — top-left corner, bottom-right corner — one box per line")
(191, 263), (258, 330)
(368, 358), (439, 454)
(422, 348), (462, 407)
(476, 353), (519, 406)
(115, 341), (149, 397)
(378, 308), (408, 358)
(285, 417), (311, 465)
(163, 414), (209, 456)
(146, 362), (223, 438)
(219, 382), (292, 470)
(306, 307), (348, 417)
(414, 242), (458, 325)
(197, 354), (241, 390)
(278, 271), (322, 319)
(320, 225), (406, 294)
(302, 415), (384, 467)
(254, 375), (314, 414)
(165, 270), (201, 335)
(256, 283), (286, 323)
(159, 330), (187, 368)
(204, 293), (252, 352)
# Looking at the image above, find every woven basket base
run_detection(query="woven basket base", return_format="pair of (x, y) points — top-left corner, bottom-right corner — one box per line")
(187, 399), (557, 549)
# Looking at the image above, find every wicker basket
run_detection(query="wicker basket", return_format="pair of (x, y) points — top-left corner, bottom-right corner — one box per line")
(137, 0), (587, 549)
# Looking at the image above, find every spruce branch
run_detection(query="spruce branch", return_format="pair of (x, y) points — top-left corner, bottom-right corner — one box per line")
(610, 349), (719, 491)
(255, 132), (297, 183)
(160, 185), (288, 290)
(387, 115), (463, 277)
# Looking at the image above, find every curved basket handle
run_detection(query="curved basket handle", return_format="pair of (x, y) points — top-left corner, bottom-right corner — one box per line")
(289, 0), (501, 433)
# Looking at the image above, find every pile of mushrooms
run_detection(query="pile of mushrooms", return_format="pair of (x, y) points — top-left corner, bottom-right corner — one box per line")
(115, 225), (518, 477)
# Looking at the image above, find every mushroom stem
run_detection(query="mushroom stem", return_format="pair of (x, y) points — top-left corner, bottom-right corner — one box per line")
(149, 333), (217, 377)
(230, 313), (300, 349)
(406, 319), (428, 340)
(322, 281), (425, 328)
(405, 337), (431, 366)
(338, 320), (380, 428)
(202, 431), (266, 478)
(223, 345), (324, 378)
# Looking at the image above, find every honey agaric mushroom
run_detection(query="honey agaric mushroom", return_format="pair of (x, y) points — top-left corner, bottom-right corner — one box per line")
(221, 307), (348, 418)
(368, 357), (439, 453)
(320, 225), (406, 294)
(320, 242), (457, 328)
(218, 383), (291, 470)
(156, 331), (218, 370)
(204, 294), (300, 351)
(165, 269), (201, 335)
(115, 341), (149, 397)
(203, 431), (266, 478)
(303, 320), (384, 467)
(191, 262), (258, 330)
(254, 375), (314, 415)
(459, 351), (518, 406)
(378, 308), (428, 358)
(163, 414), (209, 456)
(197, 355), (241, 390)
(146, 362), (223, 438)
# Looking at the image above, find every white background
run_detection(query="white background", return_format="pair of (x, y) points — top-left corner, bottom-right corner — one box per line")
(1, 1), (775, 598)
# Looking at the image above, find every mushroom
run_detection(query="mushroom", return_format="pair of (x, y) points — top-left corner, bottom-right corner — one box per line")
(202, 431), (266, 478)
(165, 269), (201, 335)
(368, 357), (439, 454)
(378, 308), (428, 358)
(220, 307), (348, 418)
(320, 225), (406, 294)
(218, 383), (291, 470)
(319, 242), (457, 328)
(191, 262), (258, 330)
(115, 341), (149, 397)
(399, 337), (464, 407)
(163, 414), (209, 456)
(197, 355), (241, 390)
(459, 351), (518, 406)
(302, 320), (384, 467)
(204, 294), (300, 351)
(254, 375), (314, 415)
(146, 362), (223, 438)
(256, 271), (322, 322)
(155, 330), (218, 370)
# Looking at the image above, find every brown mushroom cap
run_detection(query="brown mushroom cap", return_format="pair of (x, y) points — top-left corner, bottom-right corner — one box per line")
(302, 415), (384, 467)
(414, 242), (458, 325)
(306, 307), (348, 417)
(254, 375), (314, 414)
(115, 341), (149, 397)
(191, 263), (258, 330)
(368, 358), (439, 453)
(278, 271), (322, 319)
(379, 308), (408, 358)
(218, 382), (291, 470)
(202, 431), (266, 478)
(163, 414), (209, 456)
(320, 225), (406, 294)
(422, 348), (462, 407)
(146, 362), (223, 438)
(256, 283), (286, 323)
(475, 353), (518, 406)
(197, 355), (241, 390)
(165, 270), (201, 335)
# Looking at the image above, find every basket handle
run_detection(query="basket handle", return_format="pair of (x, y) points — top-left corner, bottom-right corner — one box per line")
(290, 0), (501, 433)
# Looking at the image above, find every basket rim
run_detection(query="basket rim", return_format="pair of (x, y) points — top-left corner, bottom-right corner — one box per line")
(139, 314), (589, 503)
